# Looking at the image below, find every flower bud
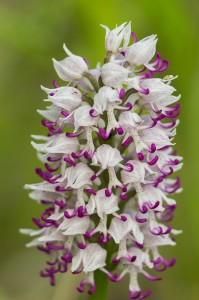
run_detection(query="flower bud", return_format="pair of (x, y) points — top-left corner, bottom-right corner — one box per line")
(101, 22), (131, 53)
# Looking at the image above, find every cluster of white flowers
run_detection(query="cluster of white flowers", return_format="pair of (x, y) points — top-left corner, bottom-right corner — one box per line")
(21, 22), (182, 299)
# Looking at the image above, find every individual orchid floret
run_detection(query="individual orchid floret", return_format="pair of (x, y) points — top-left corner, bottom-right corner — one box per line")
(109, 214), (144, 245)
(92, 144), (125, 196)
(41, 86), (82, 113)
(31, 134), (79, 155)
(22, 22), (182, 300)
(126, 34), (157, 68)
(101, 62), (130, 88)
(86, 189), (119, 219)
(52, 44), (88, 82)
(101, 22), (131, 54)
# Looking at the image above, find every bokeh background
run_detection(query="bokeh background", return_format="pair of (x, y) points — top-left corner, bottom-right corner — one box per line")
(0, 0), (198, 299)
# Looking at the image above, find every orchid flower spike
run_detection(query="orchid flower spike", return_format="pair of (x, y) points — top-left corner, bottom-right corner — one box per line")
(21, 22), (182, 299)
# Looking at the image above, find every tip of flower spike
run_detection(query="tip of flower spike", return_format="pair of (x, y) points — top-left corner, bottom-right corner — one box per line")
(63, 44), (74, 57)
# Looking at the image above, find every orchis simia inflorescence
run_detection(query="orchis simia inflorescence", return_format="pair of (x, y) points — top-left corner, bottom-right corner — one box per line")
(21, 22), (183, 299)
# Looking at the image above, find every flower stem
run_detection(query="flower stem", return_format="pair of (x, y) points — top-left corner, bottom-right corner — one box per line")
(84, 72), (99, 92)
(87, 270), (109, 300)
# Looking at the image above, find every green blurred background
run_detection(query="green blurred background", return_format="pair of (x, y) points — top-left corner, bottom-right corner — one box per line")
(0, 0), (198, 299)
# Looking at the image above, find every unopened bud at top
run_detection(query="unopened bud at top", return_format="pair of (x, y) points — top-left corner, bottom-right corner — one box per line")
(101, 22), (131, 54)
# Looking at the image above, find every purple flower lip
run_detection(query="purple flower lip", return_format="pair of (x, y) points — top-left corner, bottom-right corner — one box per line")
(121, 136), (133, 147)
(98, 128), (110, 140)
(41, 119), (57, 128)
(55, 186), (70, 192)
(53, 79), (58, 88)
(150, 225), (172, 236)
(147, 143), (156, 153)
(116, 127), (124, 135)
(120, 215), (127, 222)
(125, 163), (134, 172)
(64, 157), (76, 166)
(131, 32), (137, 43)
(99, 234), (110, 244)
(77, 243), (87, 249)
(148, 201), (160, 210)
(105, 189), (112, 197)
(137, 152), (144, 161)
(84, 150), (94, 159)
(152, 257), (176, 272)
(55, 200), (67, 209)
(89, 109), (98, 117)
(90, 174), (97, 181)
(120, 193), (128, 200)
(85, 188), (97, 195)
(35, 168), (61, 184)
(147, 155), (159, 166)
(135, 214), (147, 223)
(119, 88), (125, 99)
(77, 279), (96, 295)
(61, 110), (69, 117)
(129, 289), (151, 299)
(156, 205), (176, 222)
(47, 156), (62, 162)
(66, 132), (82, 138)
(71, 150), (84, 159)
(45, 163), (60, 172)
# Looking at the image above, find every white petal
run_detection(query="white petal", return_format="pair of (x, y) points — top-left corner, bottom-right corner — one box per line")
(126, 34), (157, 66)
(101, 62), (129, 88)
(94, 144), (123, 169)
(61, 216), (90, 235)
(71, 250), (83, 272)
(83, 243), (106, 272)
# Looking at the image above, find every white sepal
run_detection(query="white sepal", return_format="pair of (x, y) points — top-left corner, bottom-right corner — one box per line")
(126, 34), (157, 67)
(52, 44), (88, 82)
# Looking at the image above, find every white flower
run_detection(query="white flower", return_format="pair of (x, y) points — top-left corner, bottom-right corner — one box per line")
(93, 144), (123, 169)
(49, 213), (90, 235)
(101, 62), (129, 88)
(93, 86), (121, 115)
(24, 181), (59, 193)
(41, 86), (82, 112)
(128, 247), (153, 269)
(109, 214), (144, 244)
(101, 22), (131, 53)
(139, 78), (176, 101)
(23, 22), (182, 298)
(59, 163), (94, 189)
(139, 127), (173, 150)
(31, 133), (79, 154)
(86, 189), (119, 218)
(37, 105), (62, 122)
(71, 243), (106, 273)
(52, 44), (88, 82)
(121, 160), (153, 185)
(126, 34), (157, 67)
(73, 104), (99, 132)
